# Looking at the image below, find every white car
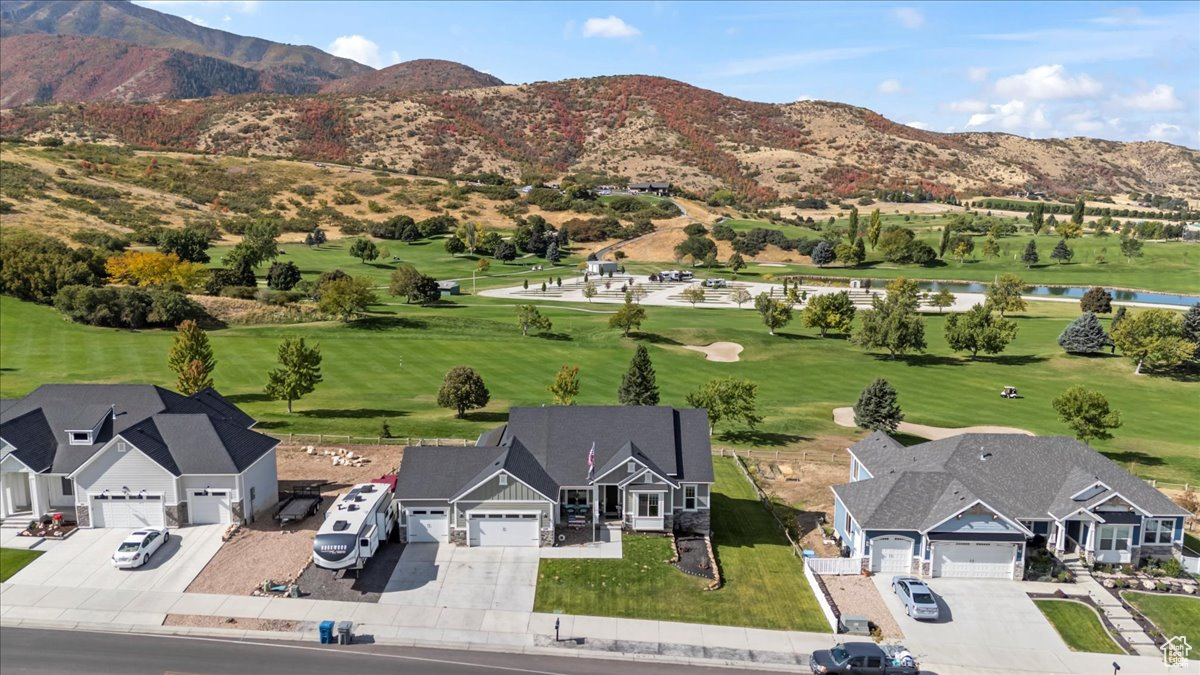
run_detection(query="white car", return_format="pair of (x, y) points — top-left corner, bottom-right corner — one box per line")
(111, 528), (170, 569)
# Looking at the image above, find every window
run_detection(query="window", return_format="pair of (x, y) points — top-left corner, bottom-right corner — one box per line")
(850, 459), (858, 479)
(1143, 519), (1174, 545)
(498, 474), (508, 487)
(69, 432), (91, 445)
(637, 493), (660, 518)
(684, 485), (697, 510)
(627, 462), (635, 474)
(844, 512), (852, 537)
(60, 477), (74, 496)
(1099, 525), (1131, 551)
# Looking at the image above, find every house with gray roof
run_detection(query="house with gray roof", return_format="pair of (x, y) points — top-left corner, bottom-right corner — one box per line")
(831, 432), (1188, 580)
(0, 384), (279, 529)
(395, 406), (714, 547)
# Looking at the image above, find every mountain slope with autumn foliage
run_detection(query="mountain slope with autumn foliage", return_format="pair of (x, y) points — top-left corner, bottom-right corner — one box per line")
(3, 75), (1197, 200)
(320, 59), (504, 95)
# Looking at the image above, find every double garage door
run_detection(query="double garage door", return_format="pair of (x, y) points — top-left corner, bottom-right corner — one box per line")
(933, 542), (1016, 579)
(468, 513), (539, 547)
(91, 494), (164, 528)
(406, 508), (448, 543)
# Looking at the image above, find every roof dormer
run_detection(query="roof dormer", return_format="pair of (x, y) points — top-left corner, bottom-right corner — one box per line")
(65, 404), (112, 445)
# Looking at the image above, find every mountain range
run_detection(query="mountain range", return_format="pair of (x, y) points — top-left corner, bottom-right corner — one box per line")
(1, 0), (1197, 199)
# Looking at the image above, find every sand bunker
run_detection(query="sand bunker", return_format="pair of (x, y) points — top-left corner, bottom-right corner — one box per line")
(831, 407), (1033, 440)
(682, 342), (744, 362)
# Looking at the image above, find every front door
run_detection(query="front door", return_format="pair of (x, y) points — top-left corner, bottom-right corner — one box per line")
(1065, 520), (1082, 553)
(604, 485), (620, 519)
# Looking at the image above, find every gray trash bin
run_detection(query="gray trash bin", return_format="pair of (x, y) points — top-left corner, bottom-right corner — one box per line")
(337, 620), (353, 645)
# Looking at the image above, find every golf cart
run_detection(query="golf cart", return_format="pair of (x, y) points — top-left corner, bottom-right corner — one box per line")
(1001, 386), (1019, 399)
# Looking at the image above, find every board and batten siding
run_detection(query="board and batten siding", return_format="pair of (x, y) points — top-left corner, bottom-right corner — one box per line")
(74, 439), (177, 505)
(460, 472), (550, 502)
(239, 447), (279, 520)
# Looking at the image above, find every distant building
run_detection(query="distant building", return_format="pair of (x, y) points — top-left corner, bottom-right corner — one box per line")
(586, 260), (618, 275)
(437, 280), (461, 296)
(629, 182), (672, 197)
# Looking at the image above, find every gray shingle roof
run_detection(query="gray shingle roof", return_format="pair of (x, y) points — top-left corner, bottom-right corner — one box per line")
(396, 406), (714, 502)
(837, 433), (1187, 530)
(0, 384), (273, 477)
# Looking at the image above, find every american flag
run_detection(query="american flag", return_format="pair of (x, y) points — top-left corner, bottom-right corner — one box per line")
(587, 442), (595, 481)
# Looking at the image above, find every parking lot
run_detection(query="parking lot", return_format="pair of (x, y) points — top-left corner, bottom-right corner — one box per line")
(5, 525), (225, 593)
(873, 576), (1069, 670)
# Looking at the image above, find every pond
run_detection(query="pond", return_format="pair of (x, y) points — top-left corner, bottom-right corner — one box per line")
(916, 281), (1200, 308)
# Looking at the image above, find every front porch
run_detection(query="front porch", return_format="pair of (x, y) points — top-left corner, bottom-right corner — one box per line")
(0, 465), (75, 522)
(557, 484), (670, 532)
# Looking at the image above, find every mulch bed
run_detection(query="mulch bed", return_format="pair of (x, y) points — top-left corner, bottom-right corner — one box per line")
(1027, 591), (1134, 654)
(291, 542), (405, 603)
(672, 535), (716, 580)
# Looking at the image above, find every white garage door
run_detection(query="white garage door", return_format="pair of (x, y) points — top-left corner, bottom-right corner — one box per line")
(91, 494), (165, 528)
(406, 509), (448, 543)
(933, 542), (1016, 579)
(468, 513), (540, 547)
(190, 490), (232, 524)
(871, 536), (913, 574)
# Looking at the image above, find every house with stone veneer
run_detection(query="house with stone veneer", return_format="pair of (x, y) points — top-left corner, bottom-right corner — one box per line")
(831, 432), (1189, 580)
(395, 406), (714, 547)
(0, 384), (278, 529)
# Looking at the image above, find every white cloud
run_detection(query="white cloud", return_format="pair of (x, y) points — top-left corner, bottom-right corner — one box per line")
(965, 99), (1051, 133)
(891, 7), (925, 29)
(582, 15), (640, 38)
(1147, 123), (1182, 140)
(1061, 111), (1120, 135)
(1114, 84), (1183, 111)
(994, 64), (1103, 100)
(877, 79), (904, 94)
(966, 66), (989, 82)
(182, 14), (209, 27)
(222, 15), (232, 22)
(794, 94), (815, 102)
(948, 99), (989, 113)
(712, 46), (885, 77)
(905, 121), (930, 130)
(327, 35), (398, 69)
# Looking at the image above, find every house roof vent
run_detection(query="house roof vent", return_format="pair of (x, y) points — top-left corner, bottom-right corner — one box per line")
(980, 452), (993, 461)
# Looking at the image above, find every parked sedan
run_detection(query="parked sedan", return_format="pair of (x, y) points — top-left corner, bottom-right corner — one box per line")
(891, 575), (940, 620)
(111, 528), (170, 569)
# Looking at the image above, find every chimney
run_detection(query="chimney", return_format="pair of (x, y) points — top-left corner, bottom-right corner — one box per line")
(111, 404), (116, 420)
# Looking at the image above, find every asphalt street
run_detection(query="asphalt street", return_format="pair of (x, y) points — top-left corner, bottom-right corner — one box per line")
(0, 627), (752, 675)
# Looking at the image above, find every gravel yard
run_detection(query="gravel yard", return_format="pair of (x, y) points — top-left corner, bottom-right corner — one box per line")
(823, 575), (904, 639)
(164, 613), (307, 632)
(184, 444), (404, 596)
(294, 541), (405, 602)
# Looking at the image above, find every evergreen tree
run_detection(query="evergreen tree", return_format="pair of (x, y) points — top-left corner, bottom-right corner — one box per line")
(938, 224), (953, 258)
(853, 378), (904, 432)
(437, 366), (490, 418)
(545, 240), (561, 264)
(811, 241), (836, 267)
(848, 207), (859, 236)
(1071, 196), (1085, 226)
(618, 345), (659, 406)
(1182, 303), (1200, 362)
(266, 261), (301, 291)
(264, 337), (322, 413)
(1021, 239), (1039, 268)
(852, 237), (866, 265)
(1057, 312), (1113, 354)
(1031, 202), (1045, 235)
(1079, 287), (1112, 314)
(944, 304), (1018, 359)
(1050, 238), (1074, 264)
(167, 319), (215, 395)
(867, 209), (882, 249)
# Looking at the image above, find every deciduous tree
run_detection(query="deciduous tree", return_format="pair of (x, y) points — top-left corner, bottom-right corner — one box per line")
(853, 378), (903, 432)
(1120, 236), (1143, 261)
(350, 238), (379, 263)
(928, 288), (956, 313)
(1079, 287), (1112, 314)
(803, 290), (856, 337)
(852, 278), (926, 359)
(266, 261), (301, 291)
(317, 275), (377, 321)
(167, 319), (215, 395)
(609, 293), (646, 336)
(388, 265), (422, 302)
(444, 236), (466, 256)
(754, 292), (793, 335)
(516, 304), (552, 336)
(106, 250), (209, 290)
(867, 209), (882, 249)
(582, 281), (598, 303)
(1111, 309), (1196, 374)
(681, 285), (706, 307)
(944, 303), (1017, 359)
(1030, 202), (1045, 235)
(437, 366), (490, 418)
(986, 273), (1027, 317)
(265, 337), (322, 413)
(158, 228), (210, 263)
(730, 287), (752, 307)
(548, 364), (580, 405)
(1052, 385), (1121, 443)
(618, 345), (659, 406)
(686, 378), (762, 433)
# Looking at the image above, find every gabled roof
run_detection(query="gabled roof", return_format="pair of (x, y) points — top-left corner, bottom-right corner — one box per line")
(1, 384), (272, 476)
(835, 433), (1187, 531)
(449, 442), (557, 502)
(592, 440), (679, 487)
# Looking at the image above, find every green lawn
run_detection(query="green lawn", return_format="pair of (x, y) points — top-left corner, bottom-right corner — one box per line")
(0, 548), (43, 582)
(1034, 599), (1123, 654)
(1123, 592), (1200, 647)
(3, 281), (1198, 482)
(533, 458), (829, 631)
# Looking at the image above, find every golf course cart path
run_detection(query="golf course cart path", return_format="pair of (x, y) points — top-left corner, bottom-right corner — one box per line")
(681, 342), (743, 362)
(831, 407), (1035, 440)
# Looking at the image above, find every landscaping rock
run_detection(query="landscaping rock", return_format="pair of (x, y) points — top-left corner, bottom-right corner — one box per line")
(1103, 579), (1116, 589)
(1141, 579), (1157, 591)
(1182, 584), (1197, 595)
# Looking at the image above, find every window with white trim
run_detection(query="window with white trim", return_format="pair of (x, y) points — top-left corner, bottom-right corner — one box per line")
(69, 432), (91, 445)
(1143, 518), (1174, 545)
(1099, 525), (1131, 551)
(627, 462), (635, 474)
(60, 477), (74, 496)
(636, 493), (661, 517)
(844, 512), (852, 537)
(498, 474), (508, 487)
(684, 485), (697, 510)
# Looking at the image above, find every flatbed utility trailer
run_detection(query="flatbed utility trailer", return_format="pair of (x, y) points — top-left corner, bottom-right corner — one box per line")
(275, 484), (326, 526)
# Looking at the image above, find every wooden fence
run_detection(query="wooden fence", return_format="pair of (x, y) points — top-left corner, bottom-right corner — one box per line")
(272, 433), (472, 447)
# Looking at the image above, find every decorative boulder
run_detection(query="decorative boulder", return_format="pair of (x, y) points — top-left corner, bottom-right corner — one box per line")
(1141, 579), (1157, 591)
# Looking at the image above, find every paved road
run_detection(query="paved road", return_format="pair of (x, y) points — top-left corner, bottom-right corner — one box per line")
(0, 627), (750, 675)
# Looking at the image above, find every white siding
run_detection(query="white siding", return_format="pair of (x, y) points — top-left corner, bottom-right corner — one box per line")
(47, 474), (74, 508)
(74, 440), (177, 505)
(180, 475), (238, 495)
(240, 448), (279, 522)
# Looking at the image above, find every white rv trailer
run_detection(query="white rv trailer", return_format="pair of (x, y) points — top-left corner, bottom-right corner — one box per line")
(312, 483), (398, 571)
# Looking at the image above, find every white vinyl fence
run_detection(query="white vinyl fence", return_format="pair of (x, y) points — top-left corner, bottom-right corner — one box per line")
(805, 556), (865, 576)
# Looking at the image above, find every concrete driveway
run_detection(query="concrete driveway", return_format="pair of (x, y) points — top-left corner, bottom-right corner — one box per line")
(5, 525), (225, 593)
(378, 544), (538, 613)
(873, 576), (1069, 670)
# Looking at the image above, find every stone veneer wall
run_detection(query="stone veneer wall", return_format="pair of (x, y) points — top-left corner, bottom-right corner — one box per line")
(231, 501), (245, 524)
(450, 529), (467, 546)
(540, 527), (554, 546)
(75, 504), (90, 528)
(165, 503), (187, 528)
(676, 509), (711, 534)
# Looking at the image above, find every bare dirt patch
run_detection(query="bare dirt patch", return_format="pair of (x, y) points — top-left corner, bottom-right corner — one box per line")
(822, 575), (904, 640)
(184, 444), (404, 596)
(681, 341), (743, 362)
(748, 450), (848, 557)
(164, 614), (306, 632)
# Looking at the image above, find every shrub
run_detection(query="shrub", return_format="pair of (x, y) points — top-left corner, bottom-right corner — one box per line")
(219, 285), (259, 300)
(1161, 557), (1183, 578)
(54, 285), (202, 328)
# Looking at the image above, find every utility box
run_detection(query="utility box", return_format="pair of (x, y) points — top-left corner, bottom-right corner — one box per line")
(841, 614), (871, 636)
(337, 620), (354, 645)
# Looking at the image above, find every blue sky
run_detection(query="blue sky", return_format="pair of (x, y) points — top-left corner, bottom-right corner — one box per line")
(135, 1), (1198, 147)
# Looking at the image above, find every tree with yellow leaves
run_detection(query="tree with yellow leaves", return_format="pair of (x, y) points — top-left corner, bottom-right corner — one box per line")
(105, 251), (209, 290)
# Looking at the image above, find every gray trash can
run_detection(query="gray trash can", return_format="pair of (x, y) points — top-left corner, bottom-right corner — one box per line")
(337, 620), (353, 645)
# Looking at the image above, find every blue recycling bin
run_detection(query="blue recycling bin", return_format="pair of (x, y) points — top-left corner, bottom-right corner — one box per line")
(318, 620), (335, 644)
